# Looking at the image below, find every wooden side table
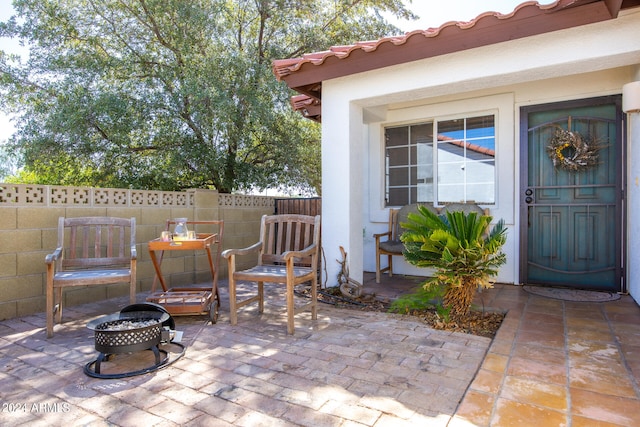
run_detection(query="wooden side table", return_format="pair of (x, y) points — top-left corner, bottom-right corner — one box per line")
(146, 227), (222, 323)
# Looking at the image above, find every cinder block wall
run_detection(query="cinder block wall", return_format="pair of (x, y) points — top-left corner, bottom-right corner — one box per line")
(0, 184), (276, 320)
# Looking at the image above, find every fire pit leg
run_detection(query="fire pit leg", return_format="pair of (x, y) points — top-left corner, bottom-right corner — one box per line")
(151, 345), (160, 365)
(94, 347), (159, 374)
(84, 344), (185, 379)
(95, 353), (109, 374)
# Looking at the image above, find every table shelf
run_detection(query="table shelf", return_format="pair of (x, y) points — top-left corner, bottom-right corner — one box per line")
(146, 221), (223, 322)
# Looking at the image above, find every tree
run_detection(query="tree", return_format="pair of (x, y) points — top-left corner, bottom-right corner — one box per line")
(400, 206), (507, 318)
(0, 0), (414, 193)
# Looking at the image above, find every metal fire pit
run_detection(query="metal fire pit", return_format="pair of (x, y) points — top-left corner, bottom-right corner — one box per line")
(89, 312), (165, 354)
(84, 309), (180, 379)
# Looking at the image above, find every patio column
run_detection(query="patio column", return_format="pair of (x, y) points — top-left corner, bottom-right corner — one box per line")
(321, 91), (364, 288)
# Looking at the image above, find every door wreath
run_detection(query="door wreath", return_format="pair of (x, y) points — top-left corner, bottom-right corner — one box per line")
(546, 127), (600, 171)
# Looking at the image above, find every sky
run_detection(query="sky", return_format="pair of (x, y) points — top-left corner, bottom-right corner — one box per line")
(385, 0), (552, 33)
(0, 0), (544, 143)
(0, 0), (22, 144)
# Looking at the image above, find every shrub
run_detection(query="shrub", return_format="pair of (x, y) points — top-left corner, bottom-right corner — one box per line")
(400, 206), (507, 318)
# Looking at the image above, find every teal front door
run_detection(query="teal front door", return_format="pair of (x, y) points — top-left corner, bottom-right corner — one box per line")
(520, 96), (624, 292)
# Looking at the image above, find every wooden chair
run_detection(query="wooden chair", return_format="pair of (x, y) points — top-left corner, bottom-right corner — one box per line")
(45, 217), (137, 338)
(222, 214), (321, 334)
(373, 203), (439, 283)
(373, 208), (400, 284)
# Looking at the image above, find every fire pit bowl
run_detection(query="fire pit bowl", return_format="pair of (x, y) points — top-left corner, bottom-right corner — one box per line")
(87, 311), (170, 354)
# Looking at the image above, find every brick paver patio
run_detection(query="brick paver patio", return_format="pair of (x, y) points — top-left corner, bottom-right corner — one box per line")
(2, 275), (640, 426)
(0, 280), (489, 426)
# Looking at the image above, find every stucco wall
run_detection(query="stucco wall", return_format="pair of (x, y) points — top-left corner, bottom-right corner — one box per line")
(0, 184), (276, 320)
(626, 66), (640, 300)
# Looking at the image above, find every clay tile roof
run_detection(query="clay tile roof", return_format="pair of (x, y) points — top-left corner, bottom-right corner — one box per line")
(441, 135), (496, 158)
(291, 94), (321, 120)
(272, 0), (639, 122)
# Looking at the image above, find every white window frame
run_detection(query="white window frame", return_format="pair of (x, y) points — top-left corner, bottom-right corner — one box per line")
(383, 112), (497, 208)
(369, 93), (515, 226)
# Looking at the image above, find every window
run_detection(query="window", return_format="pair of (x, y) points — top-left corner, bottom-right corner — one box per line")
(385, 114), (495, 206)
(385, 123), (433, 206)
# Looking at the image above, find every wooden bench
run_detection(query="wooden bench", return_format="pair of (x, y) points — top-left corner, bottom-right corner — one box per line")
(45, 216), (137, 337)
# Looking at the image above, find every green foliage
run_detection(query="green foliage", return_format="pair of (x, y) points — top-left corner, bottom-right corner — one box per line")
(400, 206), (507, 317)
(0, 142), (19, 180)
(388, 284), (451, 321)
(389, 285), (443, 313)
(435, 302), (452, 323)
(0, 0), (414, 192)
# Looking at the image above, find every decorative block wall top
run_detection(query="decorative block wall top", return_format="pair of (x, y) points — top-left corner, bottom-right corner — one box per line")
(219, 193), (274, 208)
(0, 183), (279, 208)
(0, 183), (196, 207)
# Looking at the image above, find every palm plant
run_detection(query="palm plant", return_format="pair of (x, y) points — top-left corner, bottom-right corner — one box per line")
(400, 206), (507, 318)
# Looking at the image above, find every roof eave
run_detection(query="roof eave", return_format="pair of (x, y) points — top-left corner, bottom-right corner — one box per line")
(278, 1), (618, 91)
(272, 0), (637, 122)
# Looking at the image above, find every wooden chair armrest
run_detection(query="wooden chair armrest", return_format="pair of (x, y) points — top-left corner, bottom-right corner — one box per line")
(222, 242), (263, 259)
(45, 247), (63, 265)
(373, 231), (391, 238)
(282, 244), (317, 261)
(373, 231), (391, 243)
